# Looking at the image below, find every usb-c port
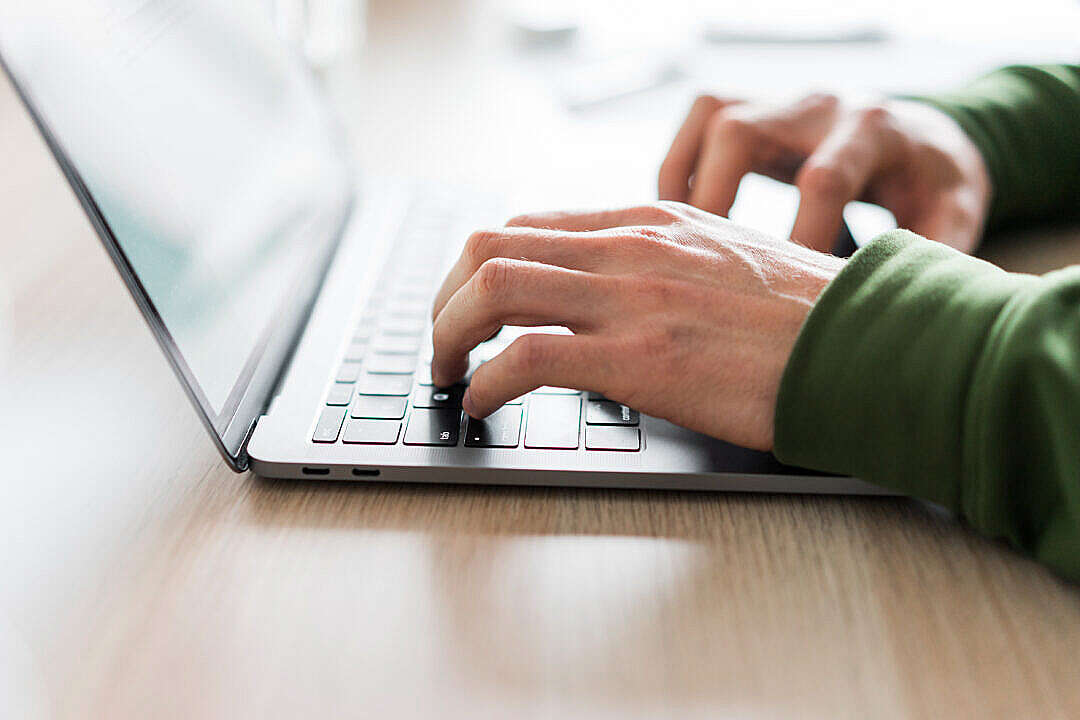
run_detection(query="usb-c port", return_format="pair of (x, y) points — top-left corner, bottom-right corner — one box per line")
(301, 466), (331, 476)
(352, 468), (381, 477)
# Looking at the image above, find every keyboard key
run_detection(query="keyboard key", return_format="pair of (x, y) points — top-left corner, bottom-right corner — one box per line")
(413, 384), (466, 409)
(384, 310), (425, 325)
(365, 353), (417, 374)
(342, 419), (401, 444)
(343, 341), (368, 361)
(336, 361), (363, 383)
(393, 286), (431, 302)
(387, 303), (428, 320)
(354, 319), (377, 338)
(402, 269), (440, 285)
(415, 363), (434, 386)
(357, 373), (414, 396)
(586, 391), (608, 402)
(524, 395), (581, 449)
(404, 409), (461, 446)
(586, 426), (640, 451)
(465, 405), (522, 447)
(351, 394), (408, 419)
(379, 325), (423, 340)
(312, 406), (347, 443)
(586, 401), (640, 426)
(373, 335), (421, 355)
(534, 386), (581, 395)
(325, 383), (355, 406)
(380, 317), (426, 336)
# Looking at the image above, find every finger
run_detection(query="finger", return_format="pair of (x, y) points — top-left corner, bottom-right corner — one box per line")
(686, 112), (757, 216)
(432, 226), (620, 322)
(431, 258), (607, 386)
(688, 93), (844, 216)
(506, 203), (682, 232)
(791, 109), (895, 252)
(658, 95), (739, 202)
(463, 333), (612, 417)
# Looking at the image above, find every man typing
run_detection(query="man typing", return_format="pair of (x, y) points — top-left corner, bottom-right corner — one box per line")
(430, 65), (1080, 581)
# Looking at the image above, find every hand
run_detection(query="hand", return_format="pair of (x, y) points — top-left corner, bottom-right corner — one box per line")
(430, 202), (845, 451)
(659, 93), (992, 254)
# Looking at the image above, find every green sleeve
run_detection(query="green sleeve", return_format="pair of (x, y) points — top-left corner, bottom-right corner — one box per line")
(915, 64), (1080, 232)
(775, 230), (1080, 581)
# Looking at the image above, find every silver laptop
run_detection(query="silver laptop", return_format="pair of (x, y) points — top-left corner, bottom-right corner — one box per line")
(1, 4), (891, 492)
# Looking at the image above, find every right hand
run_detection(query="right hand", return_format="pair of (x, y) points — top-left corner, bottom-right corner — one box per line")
(658, 93), (992, 254)
(430, 202), (843, 450)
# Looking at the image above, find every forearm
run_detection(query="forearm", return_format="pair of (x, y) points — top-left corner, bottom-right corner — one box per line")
(915, 64), (1080, 233)
(775, 231), (1080, 581)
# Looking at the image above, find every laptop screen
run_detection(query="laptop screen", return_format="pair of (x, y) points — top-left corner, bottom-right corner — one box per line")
(0, 3), (352, 442)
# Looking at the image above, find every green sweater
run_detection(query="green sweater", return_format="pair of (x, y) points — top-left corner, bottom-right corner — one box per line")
(774, 65), (1080, 581)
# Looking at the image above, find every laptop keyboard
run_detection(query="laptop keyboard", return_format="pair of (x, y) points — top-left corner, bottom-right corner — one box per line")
(311, 198), (642, 453)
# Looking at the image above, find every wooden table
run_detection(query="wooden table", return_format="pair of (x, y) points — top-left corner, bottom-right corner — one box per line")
(2, 2), (1079, 717)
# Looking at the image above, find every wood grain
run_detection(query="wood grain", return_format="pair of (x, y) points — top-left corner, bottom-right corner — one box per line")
(2, 2), (1079, 718)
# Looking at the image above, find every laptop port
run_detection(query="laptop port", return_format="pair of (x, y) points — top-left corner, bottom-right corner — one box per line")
(351, 468), (381, 477)
(301, 466), (331, 476)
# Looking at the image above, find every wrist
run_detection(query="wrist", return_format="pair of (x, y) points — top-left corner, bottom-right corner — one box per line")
(757, 248), (846, 449)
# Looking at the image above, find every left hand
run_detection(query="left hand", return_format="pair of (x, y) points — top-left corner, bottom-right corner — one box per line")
(658, 94), (991, 254)
(430, 202), (845, 451)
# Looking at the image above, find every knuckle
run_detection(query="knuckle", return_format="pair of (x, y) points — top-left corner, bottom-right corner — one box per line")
(464, 229), (501, 265)
(655, 199), (688, 216)
(854, 104), (891, 130)
(707, 112), (750, 141)
(630, 225), (670, 243)
(801, 91), (840, 111)
(658, 199), (708, 225)
(797, 163), (853, 200)
(621, 227), (671, 254)
(642, 201), (684, 223)
(504, 213), (533, 227)
(692, 93), (722, 113)
(474, 257), (515, 299)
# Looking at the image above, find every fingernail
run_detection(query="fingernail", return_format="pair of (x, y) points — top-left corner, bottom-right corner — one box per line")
(462, 388), (477, 417)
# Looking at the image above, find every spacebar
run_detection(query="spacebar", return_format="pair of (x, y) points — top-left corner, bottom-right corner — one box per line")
(524, 395), (581, 449)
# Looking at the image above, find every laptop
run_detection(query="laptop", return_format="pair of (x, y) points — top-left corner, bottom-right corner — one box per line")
(0, 4), (893, 493)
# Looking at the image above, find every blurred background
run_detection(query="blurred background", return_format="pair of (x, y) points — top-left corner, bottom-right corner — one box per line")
(291, 0), (1080, 206)
(6, 0), (1080, 311)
